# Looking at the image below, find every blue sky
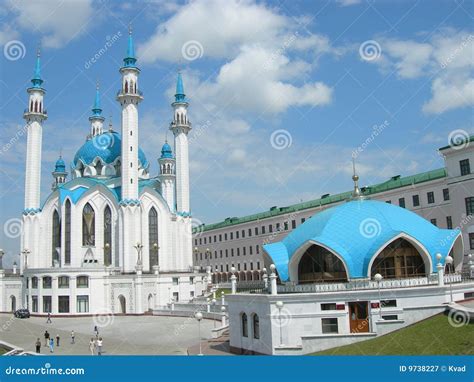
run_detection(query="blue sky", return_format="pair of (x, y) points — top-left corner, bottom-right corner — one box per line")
(0, 0), (473, 265)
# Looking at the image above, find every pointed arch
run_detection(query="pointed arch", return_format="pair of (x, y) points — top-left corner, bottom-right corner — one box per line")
(148, 207), (159, 268)
(52, 210), (61, 267)
(65, 199), (71, 264)
(82, 203), (95, 246)
(103, 205), (112, 266)
(124, 81), (129, 93)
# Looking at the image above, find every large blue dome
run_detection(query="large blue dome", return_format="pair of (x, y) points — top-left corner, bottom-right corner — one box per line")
(264, 199), (462, 281)
(73, 131), (148, 167)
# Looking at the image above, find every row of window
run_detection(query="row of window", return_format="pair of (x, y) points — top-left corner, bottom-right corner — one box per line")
(209, 262), (261, 273)
(195, 218), (306, 246)
(196, 245), (261, 262)
(389, 189), (450, 208)
(31, 295), (89, 313)
(241, 313), (259, 339)
(29, 276), (89, 289)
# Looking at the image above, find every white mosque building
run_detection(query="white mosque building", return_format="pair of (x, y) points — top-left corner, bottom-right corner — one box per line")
(0, 29), (205, 315)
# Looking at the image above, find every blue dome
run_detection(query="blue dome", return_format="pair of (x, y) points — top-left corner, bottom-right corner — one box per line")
(160, 142), (173, 159)
(54, 156), (66, 172)
(73, 131), (148, 168)
(264, 199), (461, 281)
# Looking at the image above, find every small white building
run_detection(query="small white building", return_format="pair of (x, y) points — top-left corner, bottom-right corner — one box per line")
(227, 173), (474, 355)
(0, 30), (205, 315)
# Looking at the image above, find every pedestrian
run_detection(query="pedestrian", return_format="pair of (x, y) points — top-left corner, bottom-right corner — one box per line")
(49, 338), (54, 353)
(56, 334), (60, 347)
(94, 325), (99, 338)
(89, 338), (95, 355)
(71, 330), (75, 344)
(44, 330), (50, 346)
(35, 338), (41, 354)
(46, 312), (52, 324)
(96, 337), (103, 356)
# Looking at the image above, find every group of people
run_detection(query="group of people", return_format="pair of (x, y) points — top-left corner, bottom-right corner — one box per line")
(34, 323), (104, 355)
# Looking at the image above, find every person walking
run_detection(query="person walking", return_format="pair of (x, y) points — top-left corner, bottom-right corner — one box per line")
(56, 334), (60, 347)
(89, 338), (95, 355)
(49, 338), (54, 353)
(70, 330), (75, 344)
(35, 338), (41, 354)
(44, 330), (50, 347)
(46, 312), (52, 324)
(96, 337), (103, 356)
(94, 325), (99, 338)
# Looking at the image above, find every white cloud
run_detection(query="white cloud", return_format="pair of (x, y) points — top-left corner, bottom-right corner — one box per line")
(6, 0), (94, 48)
(337, 0), (362, 6)
(0, 24), (20, 45)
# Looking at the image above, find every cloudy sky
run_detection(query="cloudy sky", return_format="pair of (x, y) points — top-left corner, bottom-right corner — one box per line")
(0, 0), (472, 264)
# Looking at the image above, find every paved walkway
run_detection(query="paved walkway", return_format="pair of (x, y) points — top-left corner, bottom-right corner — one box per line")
(0, 313), (214, 355)
(187, 335), (233, 355)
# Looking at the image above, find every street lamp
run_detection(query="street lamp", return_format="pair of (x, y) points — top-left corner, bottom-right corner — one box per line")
(275, 300), (284, 346)
(194, 311), (203, 356)
(374, 273), (383, 319)
(445, 255), (454, 302)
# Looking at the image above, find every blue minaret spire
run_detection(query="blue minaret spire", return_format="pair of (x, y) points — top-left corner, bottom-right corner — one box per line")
(175, 71), (186, 102)
(91, 81), (104, 119)
(123, 23), (137, 68)
(31, 46), (44, 88)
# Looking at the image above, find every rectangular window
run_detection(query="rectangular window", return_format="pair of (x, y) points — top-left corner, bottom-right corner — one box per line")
(250, 263), (254, 270)
(43, 277), (52, 289)
(237, 264), (240, 271)
(237, 248), (240, 256)
(291, 220), (296, 229)
(321, 303), (337, 311)
(219, 234), (222, 241)
(43, 296), (52, 313)
(32, 296), (38, 313)
(214, 235), (217, 242)
(412, 194), (420, 207)
(173, 292), (179, 302)
(224, 233), (228, 240)
(256, 245), (260, 254)
(301, 218), (306, 224)
(460, 159), (470, 176)
(204, 237), (207, 244)
(58, 296), (69, 313)
(225, 249), (228, 257)
(466, 197), (474, 216)
(77, 295), (89, 313)
(269, 224), (273, 233)
(172, 277), (179, 285)
(430, 218), (437, 226)
(230, 232), (233, 240)
(242, 230), (245, 238)
(381, 299), (397, 307)
(427, 191), (435, 204)
(32, 277), (38, 289)
(190, 277), (195, 284)
(58, 276), (69, 288)
(382, 315), (398, 321)
(276, 223), (280, 231)
(284, 222), (289, 230)
(231, 248), (234, 257)
(398, 198), (405, 208)
(243, 247), (246, 255)
(257, 261), (260, 269)
(261, 226), (266, 234)
(446, 216), (453, 229)
(469, 233), (474, 250)
(244, 263), (247, 271)
(248, 228), (252, 237)
(220, 250), (223, 258)
(249, 246), (253, 255)
(236, 231), (239, 239)
(443, 188), (450, 201)
(76, 276), (89, 288)
(321, 318), (338, 334)
(255, 227), (258, 235)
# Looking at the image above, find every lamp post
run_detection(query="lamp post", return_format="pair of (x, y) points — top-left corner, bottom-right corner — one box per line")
(220, 291), (225, 306)
(374, 273), (383, 319)
(275, 301), (284, 346)
(21, 249), (30, 270)
(194, 311), (203, 356)
(230, 267), (237, 294)
(262, 268), (268, 289)
(212, 298), (217, 328)
(445, 255), (454, 303)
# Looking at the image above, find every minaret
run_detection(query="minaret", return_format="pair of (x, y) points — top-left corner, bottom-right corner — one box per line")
(350, 158), (364, 200)
(117, 24), (142, 202)
(116, 25), (143, 273)
(52, 155), (67, 190)
(89, 82), (104, 137)
(23, 48), (47, 213)
(170, 72), (191, 215)
(158, 141), (176, 211)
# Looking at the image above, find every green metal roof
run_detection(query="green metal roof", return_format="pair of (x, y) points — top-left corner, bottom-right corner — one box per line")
(197, 167), (447, 232)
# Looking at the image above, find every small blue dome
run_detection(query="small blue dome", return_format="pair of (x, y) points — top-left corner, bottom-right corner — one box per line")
(264, 199), (462, 281)
(73, 131), (148, 168)
(54, 156), (66, 172)
(161, 142), (173, 159)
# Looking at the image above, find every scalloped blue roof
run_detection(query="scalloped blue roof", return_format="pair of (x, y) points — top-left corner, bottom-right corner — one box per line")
(160, 142), (173, 158)
(54, 156), (66, 172)
(73, 131), (148, 167)
(264, 199), (461, 281)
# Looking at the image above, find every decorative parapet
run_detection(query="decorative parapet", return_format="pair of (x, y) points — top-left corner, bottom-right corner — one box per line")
(22, 208), (41, 216)
(119, 199), (141, 207)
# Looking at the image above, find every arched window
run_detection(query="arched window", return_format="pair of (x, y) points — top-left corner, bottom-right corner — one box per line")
(95, 160), (103, 176)
(52, 210), (61, 266)
(114, 160), (121, 176)
(82, 203), (95, 246)
(104, 206), (112, 266)
(298, 245), (347, 284)
(65, 200), (71, 264)
(253, 314), (260, 339)
(34, 100), (38, 112)
(371, 238), (426, 279)
(149, 207), (159, 268)
(241, 313), (248, 337)
(124, 81), (128, 93)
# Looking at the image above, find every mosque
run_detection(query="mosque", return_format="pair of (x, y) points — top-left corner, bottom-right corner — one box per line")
(0, 29), (205, 315)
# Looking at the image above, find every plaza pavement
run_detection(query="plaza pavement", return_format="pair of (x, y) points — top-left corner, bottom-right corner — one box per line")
(0, 313), (214, 355)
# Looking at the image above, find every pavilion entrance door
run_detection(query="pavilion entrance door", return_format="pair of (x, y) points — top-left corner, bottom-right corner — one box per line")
(349, 301), (369, 333)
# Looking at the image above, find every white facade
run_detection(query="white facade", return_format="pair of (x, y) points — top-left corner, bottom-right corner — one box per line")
(0, 33), (204, 315)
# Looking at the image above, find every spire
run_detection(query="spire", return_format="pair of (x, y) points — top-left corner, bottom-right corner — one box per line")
(351, 158), (362, 200)
(123, 23), (137, 68)
(91, 81), (103, 118)
(160, 140), (173, 159)
(108, 115), (113, 132)
(175, 71), (186, 102)
(31, 46), (43, 88)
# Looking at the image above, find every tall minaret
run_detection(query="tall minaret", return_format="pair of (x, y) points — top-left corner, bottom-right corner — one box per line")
(117, 25), (142, 201)
(158, 141), (176, 211)
(117, 25), (143, 273)
(89, 82), (104, 137)
(170, 72), (191, 215)
(23, 48), (47, 212)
